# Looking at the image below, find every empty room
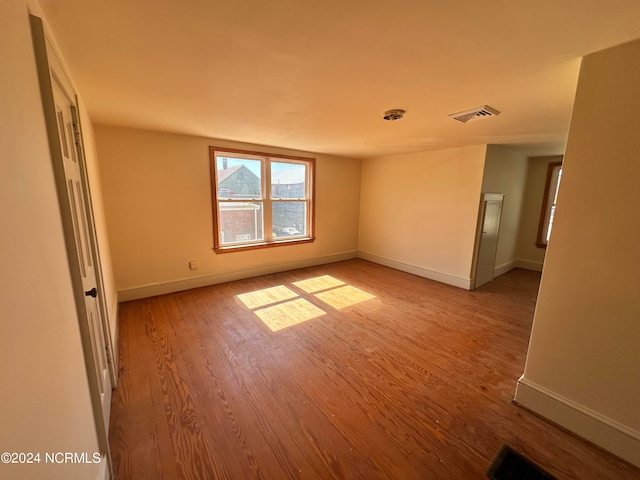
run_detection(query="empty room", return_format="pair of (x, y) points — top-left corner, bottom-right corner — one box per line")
(2, 0), (640, 479)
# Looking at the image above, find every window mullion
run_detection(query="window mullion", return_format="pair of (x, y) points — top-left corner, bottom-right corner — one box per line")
(264, 158), (273, 242)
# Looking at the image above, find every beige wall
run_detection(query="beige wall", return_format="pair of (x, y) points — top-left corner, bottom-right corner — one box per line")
(481, 145), (528, 276)
(94, 125), (362, 299)
(0, 1), (102, 478)
(516, 39), (640, 465)
(358, 145), (487, 288)
(515, 155), (563, 270)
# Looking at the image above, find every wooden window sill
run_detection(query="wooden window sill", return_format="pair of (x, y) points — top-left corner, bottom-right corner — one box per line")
(214, 237), (315, 254)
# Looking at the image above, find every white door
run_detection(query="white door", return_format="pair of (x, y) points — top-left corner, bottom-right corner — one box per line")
(474, 194), (504, 288)
(50, 60), (112, 433)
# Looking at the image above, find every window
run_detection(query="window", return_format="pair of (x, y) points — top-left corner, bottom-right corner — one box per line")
(536, 161), (562, 248)
(209, 146), (315, 253)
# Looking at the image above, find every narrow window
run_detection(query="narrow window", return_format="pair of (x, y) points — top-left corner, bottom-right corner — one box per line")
(536, 161), (562, 248)
(209, 147), (315, 253)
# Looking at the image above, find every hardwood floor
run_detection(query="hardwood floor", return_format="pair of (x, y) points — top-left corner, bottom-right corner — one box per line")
(109, 259), (640, 479)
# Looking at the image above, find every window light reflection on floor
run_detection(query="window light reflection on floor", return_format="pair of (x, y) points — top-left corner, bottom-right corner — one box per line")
(236, 285), (298, 309)
(236, 275), (376, 332)
(255, 298), (326, 332)
(314, 285), (376, 309)
(292, 275), (345, 293)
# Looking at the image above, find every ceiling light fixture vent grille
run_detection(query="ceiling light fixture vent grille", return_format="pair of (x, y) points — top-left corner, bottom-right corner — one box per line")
(449, 105), (500, 123)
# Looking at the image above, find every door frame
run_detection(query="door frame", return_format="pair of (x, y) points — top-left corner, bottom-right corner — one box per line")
(471, 193), (505, 289)
(30, 14), (113, 478)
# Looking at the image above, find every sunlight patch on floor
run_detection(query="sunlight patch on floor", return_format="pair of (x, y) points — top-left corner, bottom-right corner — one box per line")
(237, 276), (375, 332)
(314, 285), (376, 309)
(292, 275), (345, 293)
(237, 285), (298, 309)
(255, 298), (326, 332)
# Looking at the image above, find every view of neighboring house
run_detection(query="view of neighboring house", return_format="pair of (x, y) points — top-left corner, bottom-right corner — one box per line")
(271, 166), (306, 237)
(217, 163), (260, 198)
(216, 163), (263, 242)
(216, 162), (306, 242)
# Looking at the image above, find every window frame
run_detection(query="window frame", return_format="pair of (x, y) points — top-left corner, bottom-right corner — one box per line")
(209, 146), (315, 253)
(536, 161), (563, 248)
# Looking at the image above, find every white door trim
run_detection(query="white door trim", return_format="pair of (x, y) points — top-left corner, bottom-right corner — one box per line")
(471, 193), (504, 289)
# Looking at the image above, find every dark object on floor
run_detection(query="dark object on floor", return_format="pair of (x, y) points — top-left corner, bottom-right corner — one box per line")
(487, 445), (556, 480)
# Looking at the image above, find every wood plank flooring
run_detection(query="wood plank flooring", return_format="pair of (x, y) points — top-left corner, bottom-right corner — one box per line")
(109, 259), (640, 479)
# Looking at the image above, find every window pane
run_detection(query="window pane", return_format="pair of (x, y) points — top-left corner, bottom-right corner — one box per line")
(272, 202), (306, 238)
(219, 202), (263, 244)
(536, 161), (562, 248)
(552, 168), (562, 203)
(546, 206), (556, 242)
(546, 166), (562, 242)
(216, 156), (262, 199)
(271, 162), (306, 199)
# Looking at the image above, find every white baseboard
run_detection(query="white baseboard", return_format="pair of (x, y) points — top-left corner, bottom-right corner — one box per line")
(357, 251), (471, 289)
(494, 260), (516, 277)
(494, 259), (544, 277)
(515, 259), (544, 272)
(118, 251), (358, 302)
(515, 376), (640, 467)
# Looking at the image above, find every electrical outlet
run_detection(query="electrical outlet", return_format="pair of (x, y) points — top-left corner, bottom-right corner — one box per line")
(189, 261), (198, 270)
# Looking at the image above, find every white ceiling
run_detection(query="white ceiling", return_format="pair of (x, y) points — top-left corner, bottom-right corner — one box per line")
(39, 0), (640, 159)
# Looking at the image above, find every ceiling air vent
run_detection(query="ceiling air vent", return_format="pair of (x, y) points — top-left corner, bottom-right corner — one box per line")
(382, 109), (406, 121)
(449, 105), (500, 123)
